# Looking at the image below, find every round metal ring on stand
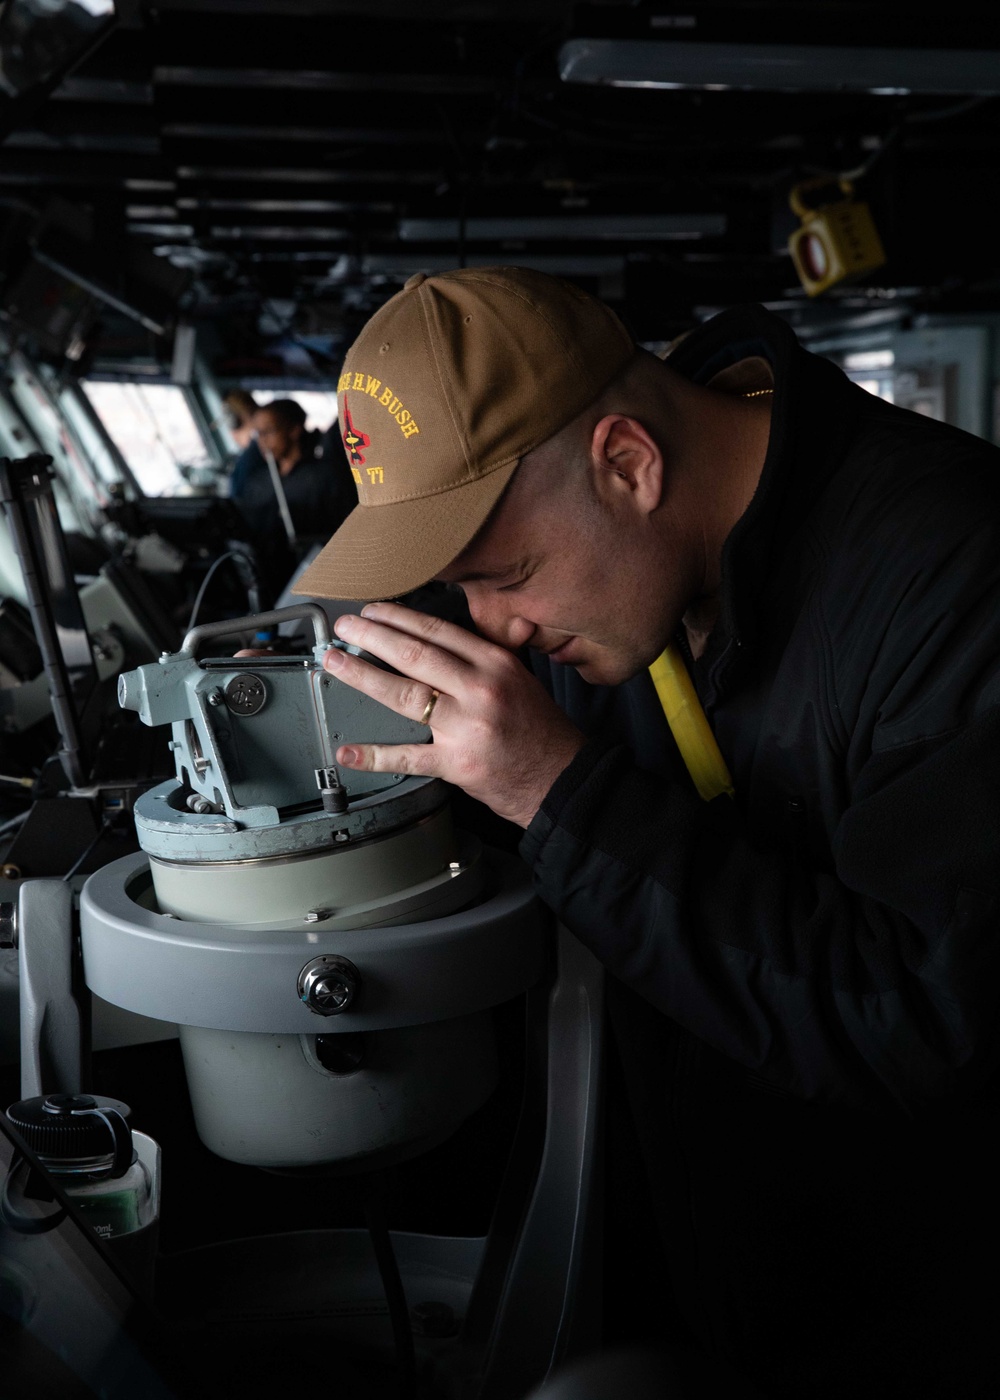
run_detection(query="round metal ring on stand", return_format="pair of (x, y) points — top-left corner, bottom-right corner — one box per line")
(80, 848), (546, 1034)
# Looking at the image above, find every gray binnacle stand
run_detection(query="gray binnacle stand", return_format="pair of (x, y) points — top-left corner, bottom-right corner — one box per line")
(147, 926), (605, 1400)
(12, 851), (605, 1396)
(69, 605), (609, 1394)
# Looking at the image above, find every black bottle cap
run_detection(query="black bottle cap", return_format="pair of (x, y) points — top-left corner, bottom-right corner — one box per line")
(6, 1094), (132, 1162)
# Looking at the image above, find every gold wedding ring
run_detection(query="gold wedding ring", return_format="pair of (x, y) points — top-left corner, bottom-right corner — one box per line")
(419, 689), (440, 726)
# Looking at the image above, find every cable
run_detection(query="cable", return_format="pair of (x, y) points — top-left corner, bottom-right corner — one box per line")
(185, 549), (241, 634)
(0, 810), (31, 838)
(836, 96), (995, 184)
(226, 543), (263, 618)
(362, 1175), (416, 1400)
(62, 815), (114, 884)
(903, 94), (993, 127)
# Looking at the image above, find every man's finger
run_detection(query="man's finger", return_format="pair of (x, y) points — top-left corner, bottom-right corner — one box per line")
(335, 607), (492, 687)
(337, 742), (440, 777)
(323, 647), (447, 726)
(356, 601), (489, 664)
(333, 612), (467, 690)
(332, 613), (470, 699)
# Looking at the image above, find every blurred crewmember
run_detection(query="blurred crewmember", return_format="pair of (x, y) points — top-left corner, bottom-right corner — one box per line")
(223, 389), (265, 500)
(233, 398), (352, 602)
(223, 389), (258, 450)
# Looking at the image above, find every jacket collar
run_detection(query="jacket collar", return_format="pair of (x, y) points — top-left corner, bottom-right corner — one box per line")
(667, 303), (865, 703)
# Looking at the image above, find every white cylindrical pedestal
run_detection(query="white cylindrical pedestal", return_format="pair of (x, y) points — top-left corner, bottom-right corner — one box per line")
(179, 1013), (498, 1168)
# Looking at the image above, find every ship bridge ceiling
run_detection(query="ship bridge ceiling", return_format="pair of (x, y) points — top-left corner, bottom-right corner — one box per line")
(1, 0), (999, 361)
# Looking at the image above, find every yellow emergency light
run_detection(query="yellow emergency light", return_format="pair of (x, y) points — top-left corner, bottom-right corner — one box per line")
(788, 177), (886, 297)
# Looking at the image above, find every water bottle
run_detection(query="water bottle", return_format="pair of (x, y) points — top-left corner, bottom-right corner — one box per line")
(5, 1093), (160, 1294)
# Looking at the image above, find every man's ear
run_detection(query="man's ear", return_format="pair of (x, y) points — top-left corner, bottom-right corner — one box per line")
(590, 414), (664, 513)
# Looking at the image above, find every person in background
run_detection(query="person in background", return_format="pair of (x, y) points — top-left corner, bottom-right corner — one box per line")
(223, 389), (258, 450)
(223, 390), (263, 499)
(234, 398), (353, 602)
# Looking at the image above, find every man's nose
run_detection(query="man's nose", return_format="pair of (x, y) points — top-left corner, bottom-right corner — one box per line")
(466, 594), (534, 652)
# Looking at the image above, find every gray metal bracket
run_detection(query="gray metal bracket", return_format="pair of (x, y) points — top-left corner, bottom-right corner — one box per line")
(472, 925), (605, 1398)
(17, 878), (85, 1099)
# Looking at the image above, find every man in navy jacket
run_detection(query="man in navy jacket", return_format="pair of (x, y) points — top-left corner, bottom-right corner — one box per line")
(295, 267), (1000, 1398)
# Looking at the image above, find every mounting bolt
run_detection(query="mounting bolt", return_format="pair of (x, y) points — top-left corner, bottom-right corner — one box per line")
(303, 908), (332, 924)
(297, 954), (361, 1016)
(207, 688), (224, 707)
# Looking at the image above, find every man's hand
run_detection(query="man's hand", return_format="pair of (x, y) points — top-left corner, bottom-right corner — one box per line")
(323, 601), (585, 829)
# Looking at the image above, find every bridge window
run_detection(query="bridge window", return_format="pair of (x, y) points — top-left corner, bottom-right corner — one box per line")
(82, 381), (214, 495)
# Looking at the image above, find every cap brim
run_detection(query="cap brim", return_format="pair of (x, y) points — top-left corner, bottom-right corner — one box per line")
(293, 457), (521, 602)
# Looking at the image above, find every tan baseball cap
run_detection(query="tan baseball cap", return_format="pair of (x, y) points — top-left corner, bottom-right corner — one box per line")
(293, 265), (636, 602)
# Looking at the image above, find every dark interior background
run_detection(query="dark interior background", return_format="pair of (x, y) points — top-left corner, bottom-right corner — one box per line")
(4, 0), (1000, 376)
